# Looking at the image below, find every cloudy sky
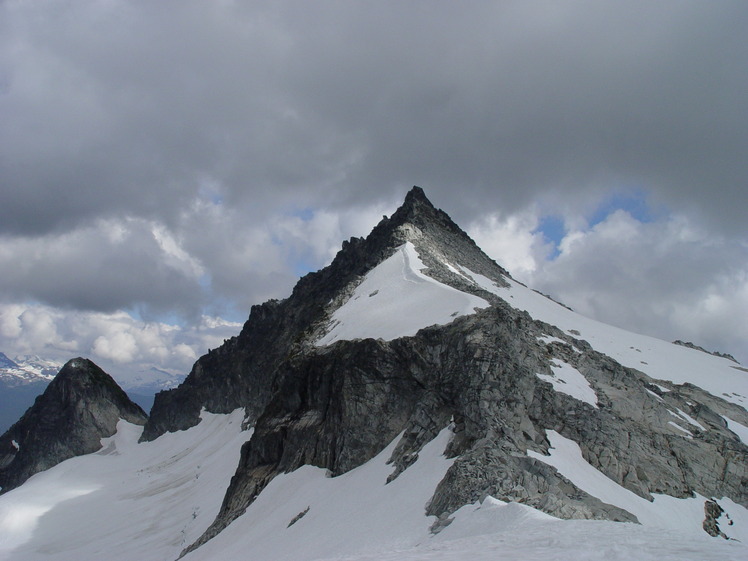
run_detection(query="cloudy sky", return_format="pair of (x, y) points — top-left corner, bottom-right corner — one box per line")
(1, 0), (747, 381)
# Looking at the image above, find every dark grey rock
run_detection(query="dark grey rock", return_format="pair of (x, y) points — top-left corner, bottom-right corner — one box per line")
(703, 499), (729, 538)
(0, 358), (147, 494)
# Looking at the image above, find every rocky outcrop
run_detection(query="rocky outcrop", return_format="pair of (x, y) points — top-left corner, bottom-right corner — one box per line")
(0, 358), (147, 494)
(703, 498), (734, 539)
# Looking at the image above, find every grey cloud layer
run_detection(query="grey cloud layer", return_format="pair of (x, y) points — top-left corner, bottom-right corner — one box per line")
(0, 218), (204, 315)
(3, 1), (746, 233)
(1, 1), (746, 364)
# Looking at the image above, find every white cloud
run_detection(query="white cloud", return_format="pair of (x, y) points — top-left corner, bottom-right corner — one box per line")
(468, 209), (553, 281)
(524, 211), (748, 365)
(1, 1), (746, 379)
(0, 217), (206, 315)
(0, 304), (24, 339)
(150, 223), (206, 280)
(0, 302), (242, 384)
(92, 332), (138, 364)
(464, 204), (748, 365)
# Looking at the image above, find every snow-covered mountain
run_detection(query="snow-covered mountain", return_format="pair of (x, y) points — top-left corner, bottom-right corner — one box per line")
(0, 187), (746, 561)
(0, 353), (60, 387)
(118, 366), (186, 413)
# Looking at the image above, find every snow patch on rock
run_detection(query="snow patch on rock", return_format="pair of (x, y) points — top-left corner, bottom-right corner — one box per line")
(316, 243), (488, 346)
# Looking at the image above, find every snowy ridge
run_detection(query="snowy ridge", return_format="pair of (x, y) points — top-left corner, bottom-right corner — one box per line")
(462, 274), (748, 408)
(0, 354), (60, 387)
(317, 245), (747, 409)
(316, 242), (488, 346)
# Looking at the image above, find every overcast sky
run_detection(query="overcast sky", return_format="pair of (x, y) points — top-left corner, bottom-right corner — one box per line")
(1, 0), (747, 380)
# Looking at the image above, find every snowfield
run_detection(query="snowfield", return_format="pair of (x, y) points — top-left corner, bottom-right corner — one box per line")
(316, 243), (488, 346)
(0, 410), (248, 561)
(536, 359), (599, 408)
(1, 416), (745, 561)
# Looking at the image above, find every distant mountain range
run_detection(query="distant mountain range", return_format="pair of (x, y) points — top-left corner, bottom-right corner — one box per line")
(0, 352), (184, 432)
(0, 353), (61, 434)
(0, 353), (60, 385)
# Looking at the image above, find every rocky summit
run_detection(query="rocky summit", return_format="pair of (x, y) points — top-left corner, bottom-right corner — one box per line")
(136, 187), (746, 555)
(0, 357), (147, 493)
(0, 188), (746, 561)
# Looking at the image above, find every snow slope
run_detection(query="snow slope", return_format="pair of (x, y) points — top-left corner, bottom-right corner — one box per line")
(0, 409), (248, 561)
(316, 243), (488, 346)
(0, 414), (745, 561)
(536, 359), (599, 408)
(463, 271), (748, 409)
(183, 427), (455, 561)
(528, 430), (748, 541)
(320, 500), (746, 561)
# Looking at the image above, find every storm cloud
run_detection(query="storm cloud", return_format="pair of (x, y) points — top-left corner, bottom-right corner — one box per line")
(1, 1), (746, 370)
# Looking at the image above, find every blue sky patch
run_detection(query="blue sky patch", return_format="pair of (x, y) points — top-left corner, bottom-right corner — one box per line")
(534, 215), (565, 259)
(534, 189), (666, 261)
(290, 207), (316, 221)
(588, 190), (657, 228)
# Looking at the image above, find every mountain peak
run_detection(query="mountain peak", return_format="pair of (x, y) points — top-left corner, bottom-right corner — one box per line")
(49, 357), (130, 401)
(0, 357), (147, 494)
(144, 186), (510, 441)
(402, 184), (432, 209)
(4, 189), (748, 559)
(387, 185), (448, 231)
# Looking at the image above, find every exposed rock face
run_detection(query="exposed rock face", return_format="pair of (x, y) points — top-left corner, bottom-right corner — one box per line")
(703, 498), (733, 539)
(143, 186), (509, 442)
(0, 358), (147, 493)
(188, 306), (747, 553)
(139, 187), (747, 556)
